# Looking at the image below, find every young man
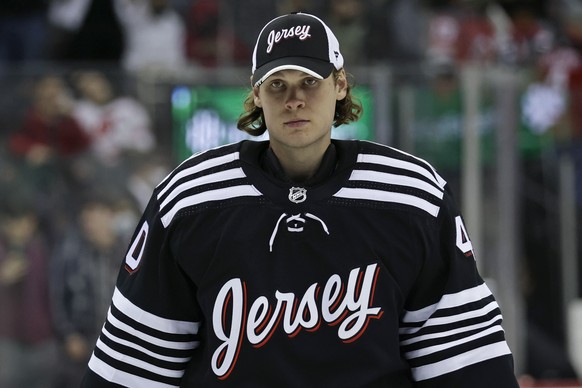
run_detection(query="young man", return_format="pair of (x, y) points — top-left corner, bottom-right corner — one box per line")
(81, 12), (519, 387)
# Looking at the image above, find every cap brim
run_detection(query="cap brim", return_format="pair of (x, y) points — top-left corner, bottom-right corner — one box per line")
(252, 57), (335, 87)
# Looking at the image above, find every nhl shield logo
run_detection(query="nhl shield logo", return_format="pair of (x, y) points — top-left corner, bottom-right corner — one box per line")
(288, 187), (307, 203)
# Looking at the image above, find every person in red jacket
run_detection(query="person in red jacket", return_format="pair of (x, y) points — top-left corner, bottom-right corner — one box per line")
(9, 75), (91, 165)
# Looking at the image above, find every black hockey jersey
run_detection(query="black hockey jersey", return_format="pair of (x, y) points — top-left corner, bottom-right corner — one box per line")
(82, 140), (519, 387)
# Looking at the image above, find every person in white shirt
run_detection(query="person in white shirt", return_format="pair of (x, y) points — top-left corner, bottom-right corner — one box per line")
(115, 0), (187, 73)
(71, 70), (155, 165)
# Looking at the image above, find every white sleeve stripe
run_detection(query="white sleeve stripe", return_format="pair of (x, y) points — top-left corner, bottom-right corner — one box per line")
(400, 313), (503, 346)
(112, 287), (200, 334)
(157, 152), (239, 198)
(348, 170), (444, 199)
(358, 153), (446, 189)
(404, 325), (505, 359)
(160, 185), (262, 227)
(107, 308), (199, 350)
(101, 326), (192, 363)
(402, 283), (493, 323)
(88, 351), (179, 388)
(159, 168), (247, 210)
(411, 341), (512, 381)
(334, 187), (440, 217)
(95, 338), (185, 378)
(399, 301), (500, 335)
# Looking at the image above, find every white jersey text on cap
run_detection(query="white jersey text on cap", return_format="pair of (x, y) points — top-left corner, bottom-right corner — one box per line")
(266, 25), (312, 53)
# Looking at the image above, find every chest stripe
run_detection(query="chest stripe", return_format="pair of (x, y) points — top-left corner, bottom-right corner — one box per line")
(157, 152), (240, 199)
(349, 170), (444, 200)
(159, 168), (247, 210)
(333, 187), (440, 217)
(160, 185), (262, 227)
(357, 153), (446, 190)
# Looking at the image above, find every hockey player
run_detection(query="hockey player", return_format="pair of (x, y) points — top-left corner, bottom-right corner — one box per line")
(81, 12), (519, 387)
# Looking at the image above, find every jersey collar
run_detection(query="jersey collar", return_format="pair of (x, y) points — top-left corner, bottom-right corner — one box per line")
(260, 144), (338, 187)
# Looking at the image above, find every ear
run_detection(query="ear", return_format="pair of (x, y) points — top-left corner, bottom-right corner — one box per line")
(335, 69), (348, 101)
(253, 86), (262, 108)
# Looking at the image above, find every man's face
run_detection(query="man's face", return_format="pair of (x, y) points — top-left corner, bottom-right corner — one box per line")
(253, 69), (347, 155)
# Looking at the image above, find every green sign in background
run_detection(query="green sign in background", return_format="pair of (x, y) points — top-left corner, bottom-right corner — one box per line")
(172, 86), (375, 162)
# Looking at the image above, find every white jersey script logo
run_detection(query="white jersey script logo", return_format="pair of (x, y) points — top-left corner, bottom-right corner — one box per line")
(266, 25), (312, 53)
(211, 263), (383, 379)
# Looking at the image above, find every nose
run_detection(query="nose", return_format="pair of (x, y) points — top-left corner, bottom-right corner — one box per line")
(285, 87), (305, 110)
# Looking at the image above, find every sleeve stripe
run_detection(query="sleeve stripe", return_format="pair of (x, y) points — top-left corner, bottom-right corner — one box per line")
(410, 341), (512, 381)
(399, 301), (500, 335)
(101, 326), (192, 363)
(160, 185), (262, 227)
(400, 313), (503, 346)
(88, 289), (199, 384)
(402, 283), (493, 323)
(159, 168), (247, 210)
(88, 352), (179, 388)
(106, 308), (198, 350)
(112, 287), (200, 335)
(404, 325), (505, 359)
(333, 187), (440, 217)
(94, 338), (185, 378)
(348, 170), (444, 199)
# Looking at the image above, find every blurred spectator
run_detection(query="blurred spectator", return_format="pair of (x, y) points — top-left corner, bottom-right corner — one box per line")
(457, 3), (497, 64)
(185, 0), (250, 67)
(50, 192), (130, 387)
(47, 0), (125, 63)
(562, 0), (582, 52)
(8, 75), (91, 165)
(411, 58), (496, 197)
(536, 39), (582, 140)
(0, 194), (57, 388)
(424, 0), (497, 66)
(498, 0), (554, 66)
(115, 0), (187, 73)
(425, 5), (461, 65)
(323, 0), (368, 65)
(366, 0), (425, 65)
(71, 69), (155, 165)
(423, 0), (553, 67)
(524, 44), (581, 139)
(0, 0), (49, 66)
(6, 75), (94, 242)
(0, 70), (33, 140)
(229, 0), (277, 52)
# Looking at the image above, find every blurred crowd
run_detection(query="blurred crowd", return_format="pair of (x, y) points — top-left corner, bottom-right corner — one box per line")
(0, 68), (169, 387)
(1, 0), (582, 387)
(0, 0), (579, 70)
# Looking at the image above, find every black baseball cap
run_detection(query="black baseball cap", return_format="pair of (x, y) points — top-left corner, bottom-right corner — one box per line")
(251, 12), (344, 87)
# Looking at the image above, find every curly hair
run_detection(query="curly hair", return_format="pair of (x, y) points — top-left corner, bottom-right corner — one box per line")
(236, 69), (363, 136)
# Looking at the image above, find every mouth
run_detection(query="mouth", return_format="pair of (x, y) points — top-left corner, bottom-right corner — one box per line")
(284, 119), (309, 127)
